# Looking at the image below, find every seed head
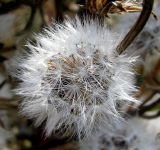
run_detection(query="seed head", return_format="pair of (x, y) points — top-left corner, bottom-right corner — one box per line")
(80, 118), (160, 150)
(10, 17), (137, 138)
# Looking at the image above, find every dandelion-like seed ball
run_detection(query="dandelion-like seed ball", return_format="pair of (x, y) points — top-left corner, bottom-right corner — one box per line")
(10, 17), (137, 138)
(80, 118), (160, 150)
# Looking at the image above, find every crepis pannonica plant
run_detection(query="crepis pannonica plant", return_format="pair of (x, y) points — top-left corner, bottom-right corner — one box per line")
(8, 0), (154, 139)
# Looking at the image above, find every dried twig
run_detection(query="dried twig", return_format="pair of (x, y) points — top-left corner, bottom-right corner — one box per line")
(0, 98), (18, 110)
(139, 98), (160, 119)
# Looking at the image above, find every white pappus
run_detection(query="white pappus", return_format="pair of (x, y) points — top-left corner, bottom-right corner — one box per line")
(80, 118), (160, 150)
(9, 17), (138, 138)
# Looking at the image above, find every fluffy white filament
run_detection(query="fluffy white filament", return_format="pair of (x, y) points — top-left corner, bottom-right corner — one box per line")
(80, 118), (160, 150)
(10, 17), (138, 138)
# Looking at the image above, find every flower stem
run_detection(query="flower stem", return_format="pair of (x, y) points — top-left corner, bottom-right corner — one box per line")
(116, 0), (154, 54)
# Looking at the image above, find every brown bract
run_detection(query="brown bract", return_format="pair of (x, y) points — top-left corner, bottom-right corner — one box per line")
(85, 0), (142, 16)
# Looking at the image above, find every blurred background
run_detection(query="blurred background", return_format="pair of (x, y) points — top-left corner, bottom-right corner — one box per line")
(0, 0), (159, 150)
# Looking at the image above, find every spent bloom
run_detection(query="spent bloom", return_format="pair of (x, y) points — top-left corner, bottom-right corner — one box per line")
(10, 17), (137, 138)
(80, 117), (160, 150)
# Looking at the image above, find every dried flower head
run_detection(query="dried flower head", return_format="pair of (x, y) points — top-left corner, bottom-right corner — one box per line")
(85, 0), (142, 16)
(80, 118), (160, 150)
(10, 17), (137, 138)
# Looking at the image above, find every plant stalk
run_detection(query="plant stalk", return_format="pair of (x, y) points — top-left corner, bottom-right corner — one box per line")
(116, 0), (154, 54)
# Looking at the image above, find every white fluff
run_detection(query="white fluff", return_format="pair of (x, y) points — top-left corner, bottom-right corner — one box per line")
(9, 17), (138, 138)
(80, 117), (160, 150)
